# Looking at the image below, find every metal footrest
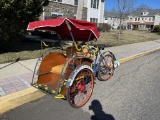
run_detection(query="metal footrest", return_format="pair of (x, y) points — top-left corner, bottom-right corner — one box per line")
(32, 81), (57, 94)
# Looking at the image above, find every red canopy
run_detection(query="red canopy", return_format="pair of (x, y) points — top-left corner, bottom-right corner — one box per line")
(27, 18), (100, 41)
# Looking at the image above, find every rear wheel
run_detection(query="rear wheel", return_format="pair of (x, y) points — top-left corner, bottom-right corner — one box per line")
(67, 68), (94, 108)
(97, 54), (114, 81)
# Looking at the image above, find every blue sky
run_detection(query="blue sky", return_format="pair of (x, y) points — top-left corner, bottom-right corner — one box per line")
(105, 0), (160, 10)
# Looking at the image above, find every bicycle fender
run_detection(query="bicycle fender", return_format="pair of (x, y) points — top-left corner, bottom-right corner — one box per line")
(66, 65), (93, 88)
(101, 51), (116, 61)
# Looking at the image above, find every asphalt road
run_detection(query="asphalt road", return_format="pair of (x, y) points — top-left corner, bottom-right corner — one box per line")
(1, 51), (160, 120)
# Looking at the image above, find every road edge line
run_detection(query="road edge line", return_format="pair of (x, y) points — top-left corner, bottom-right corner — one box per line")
(0, 87), (45, 114)
(119, 47), (160, 63)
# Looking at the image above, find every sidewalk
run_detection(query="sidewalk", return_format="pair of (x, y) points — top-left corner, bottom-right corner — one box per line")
(0, 40), (160, 96)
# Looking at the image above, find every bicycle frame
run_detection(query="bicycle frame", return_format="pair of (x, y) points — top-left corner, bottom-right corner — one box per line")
(91, 48), (104, 75)
(90, 46), (117, 76)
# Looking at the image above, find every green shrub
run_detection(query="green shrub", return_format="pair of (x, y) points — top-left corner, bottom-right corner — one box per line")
(153, 25), (160, 32)
(132, 28), (138, 30)
(0, 0), (49, 52)
(97, 23), (111, 32)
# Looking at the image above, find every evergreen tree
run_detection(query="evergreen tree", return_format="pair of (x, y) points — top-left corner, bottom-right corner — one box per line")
(0, 0), (49, 52)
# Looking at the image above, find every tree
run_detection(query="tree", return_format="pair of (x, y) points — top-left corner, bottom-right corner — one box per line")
(136, 3), (150, 10)
(116, 0), (136, 39)
(0, 0), (49, 52)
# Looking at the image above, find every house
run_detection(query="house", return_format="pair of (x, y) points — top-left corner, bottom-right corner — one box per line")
(41, 0), (105, 23)
(127, 9), (160, 30)
(104, 11), (119, 29)
(104, 11), (128, 29)
(104, 9), (160, 30)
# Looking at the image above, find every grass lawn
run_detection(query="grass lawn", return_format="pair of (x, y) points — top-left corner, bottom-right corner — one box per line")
(97, 30), (160, 46)
(0, 30), (159, 64)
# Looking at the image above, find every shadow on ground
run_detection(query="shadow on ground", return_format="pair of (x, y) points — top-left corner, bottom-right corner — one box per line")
(89, 99), (115, 120)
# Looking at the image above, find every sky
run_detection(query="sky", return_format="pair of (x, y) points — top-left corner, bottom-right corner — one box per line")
(105, 0), (160, 11)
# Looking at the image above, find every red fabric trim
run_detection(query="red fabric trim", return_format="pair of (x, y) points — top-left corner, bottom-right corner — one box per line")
(27, 18), (100, 41)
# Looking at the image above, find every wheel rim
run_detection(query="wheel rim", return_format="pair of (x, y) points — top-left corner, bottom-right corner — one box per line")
(98, 55), (113, 81)
(68, 68), (94, 108)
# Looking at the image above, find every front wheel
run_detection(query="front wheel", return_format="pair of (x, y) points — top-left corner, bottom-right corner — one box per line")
(67, 68), (94, 108)
(97, 54), (114, 81)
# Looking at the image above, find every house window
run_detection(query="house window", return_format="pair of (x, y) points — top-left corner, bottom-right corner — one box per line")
(142, 18), (144, 20)
(149, 18), (151, 21)
(97, 0), (99, 8)
(93, 0), (96, 8)
(91, 0), (99, 9)
(135, 18), (137, 21)
(138, 18), (140, 21)
(51, 12), (63, 19)
(143, 11), (149, 15)
(153, 18), (155, 21)
(74, 0), (78, 5)
(90, 18), (98, 23)
(91, 0), (93, 8)
(53, 0), (62, 2)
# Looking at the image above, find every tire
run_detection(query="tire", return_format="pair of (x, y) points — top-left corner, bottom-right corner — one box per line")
(97, 54), (114, 81)
(67, 68), (94, 108)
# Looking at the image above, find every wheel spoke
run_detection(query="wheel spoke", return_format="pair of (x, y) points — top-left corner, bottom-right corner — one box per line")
(67, 68), (94, 108)
(98, 55), (113, 81)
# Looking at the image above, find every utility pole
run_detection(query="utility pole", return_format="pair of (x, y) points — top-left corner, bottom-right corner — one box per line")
(76, 0), (84, 20)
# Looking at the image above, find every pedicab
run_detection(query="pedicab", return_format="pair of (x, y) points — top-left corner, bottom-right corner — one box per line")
(27, 18), (119, 108)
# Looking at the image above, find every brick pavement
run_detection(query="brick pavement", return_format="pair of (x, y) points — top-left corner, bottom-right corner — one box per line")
(0, 73), (32, 96)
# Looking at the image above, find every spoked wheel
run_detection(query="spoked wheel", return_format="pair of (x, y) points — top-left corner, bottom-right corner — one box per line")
(98, 54), (114, 81)
(67, 68), (94, 108)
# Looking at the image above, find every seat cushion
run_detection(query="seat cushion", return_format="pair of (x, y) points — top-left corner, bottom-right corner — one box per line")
(50, 64), (65, 74)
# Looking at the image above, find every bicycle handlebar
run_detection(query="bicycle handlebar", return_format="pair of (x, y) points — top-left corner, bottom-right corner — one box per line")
(73, 42), (82, 51)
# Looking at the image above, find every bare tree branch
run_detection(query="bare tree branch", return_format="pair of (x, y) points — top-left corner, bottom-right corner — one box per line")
(116, 0), (136, 39)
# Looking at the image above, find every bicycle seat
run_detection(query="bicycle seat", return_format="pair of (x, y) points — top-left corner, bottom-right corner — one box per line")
(95, 44), (106, 50)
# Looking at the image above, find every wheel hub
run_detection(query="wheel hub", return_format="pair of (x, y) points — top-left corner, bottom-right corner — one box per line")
(78, 84), (86, 92)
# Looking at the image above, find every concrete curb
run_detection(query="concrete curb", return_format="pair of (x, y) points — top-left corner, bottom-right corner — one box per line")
(119, 47), (160, 63)
(0, 87), (45, 114)
(0, 47), (159, 114)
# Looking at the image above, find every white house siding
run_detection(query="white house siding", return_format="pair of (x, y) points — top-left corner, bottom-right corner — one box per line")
(83, 0), (87, 8)
(87, 0), (105, 23)
(104, 18), (108, 23)
(90, 8), (99, 19)
(154, 15), (160, 25)
(87, 0), (91, 21)
(62, 0), (87, 7)
(98, 0), (101, 23)
(99, 1), (104, 23)
(128, 15), (135, 22)
(107, 17), (120, 29)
